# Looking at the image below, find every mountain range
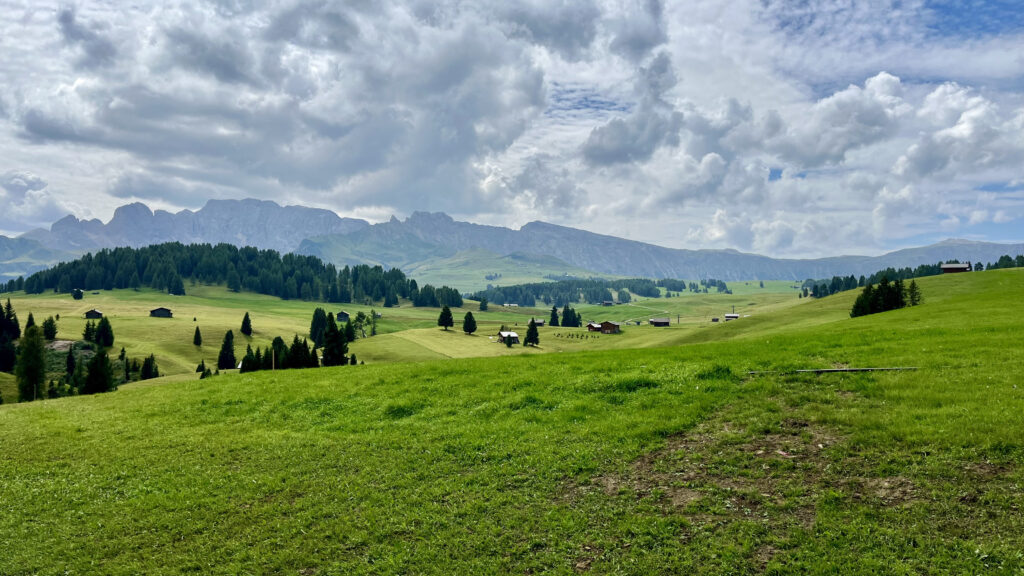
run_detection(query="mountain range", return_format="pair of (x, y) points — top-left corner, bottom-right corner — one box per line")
(2, 199), (1023, 285)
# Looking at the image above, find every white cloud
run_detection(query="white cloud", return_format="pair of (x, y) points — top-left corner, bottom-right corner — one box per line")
(0, 0), (1021, 256)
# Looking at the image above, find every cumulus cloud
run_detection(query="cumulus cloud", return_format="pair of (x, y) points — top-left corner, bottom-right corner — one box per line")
(0, 0), (1021, 255)
(57, 7), (118, 68)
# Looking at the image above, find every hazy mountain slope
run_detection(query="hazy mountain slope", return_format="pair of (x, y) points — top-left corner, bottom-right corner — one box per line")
(304, 212), (1024, 280)
(402, 249), (605, 292)
(0, 236), (73, 281)
(21, 199), (370, 254)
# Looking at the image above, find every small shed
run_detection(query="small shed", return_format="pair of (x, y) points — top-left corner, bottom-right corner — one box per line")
(150, 307), (173, 318)
(497, 331), (520, 344)
(531, 318), (545, 327)
(711, 317), (720, 323)
(337, 311), (350, 322)
(650, 317), (670, 327)
(724, 313), (740, 321)
(941, 263), (971, 274)
(587, 322), (602, 332)
(600, 321), (621, 334)
(602, 301), (614, 307)
(84, 309), (103, 319)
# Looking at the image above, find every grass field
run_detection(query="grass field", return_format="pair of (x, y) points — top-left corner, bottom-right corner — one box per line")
(1, 281), (803, 374)
(0, 269), (1021, 574)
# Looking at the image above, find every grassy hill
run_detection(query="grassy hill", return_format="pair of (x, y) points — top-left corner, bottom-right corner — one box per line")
(404, 249), (607, 292)
(0, 269), (1021, 573)
(1, 281), (803, 374)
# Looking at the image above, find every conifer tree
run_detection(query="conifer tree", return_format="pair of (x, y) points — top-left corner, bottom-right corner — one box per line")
(479, 297), (488, 312)
(83, 320), (96, 342)
(438, 306), (454, 331)
(25, 312), (35, 330)
(240, 312), (252, 336)
(524, 319), (539, 347)
(908, 280), (922, 306)
(95, 317), (115, 348)
(140, 354), (160, 380)
(462, 311), (477, 335)
(322, 314), (348, 367)
(196, 359), (206, 373)
(193, 326), (203, 346)
(217, 330), (236, 370)
(344, 320), (356, 343)
(15, 325), (46, 401)
(309, 308), (328, 347)
(549, 305), (559, 327)
(240, 345), (258, 373)
(82, 348), (114, 395)
(42, 316), (57, 340)
(65, 346), (76, 377)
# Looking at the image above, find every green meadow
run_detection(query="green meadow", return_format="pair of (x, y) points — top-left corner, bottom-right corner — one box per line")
(1, 270), (1022, 574)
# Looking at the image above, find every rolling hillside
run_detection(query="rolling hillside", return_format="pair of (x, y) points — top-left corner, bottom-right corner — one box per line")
(1, 270), (1021, 573)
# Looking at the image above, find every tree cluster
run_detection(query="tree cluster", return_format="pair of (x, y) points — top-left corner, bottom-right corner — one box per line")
(83, 317), (115, 348)
(472, 278), (660, 308)
(8, 242), (460, 309)
(850, 278), (921, 318)
(0, 299), (21, 372)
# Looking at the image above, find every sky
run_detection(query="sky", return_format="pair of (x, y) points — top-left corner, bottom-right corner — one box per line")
(1, 0), (1022, 257)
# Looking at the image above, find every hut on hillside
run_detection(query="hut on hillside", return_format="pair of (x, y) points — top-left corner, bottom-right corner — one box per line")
(497, 331), (520, 344)
(649, 317), (670, 327)
(337, 311), (350, 322)
(150, 307), (173, 318)
(724, 313), (740, 321)
(587, 322), (602, 332)
(600, 321), (621, 334)
(531, 318), (545, 327)
(941, 263), (972, 274)
(84, 309), (103, 319)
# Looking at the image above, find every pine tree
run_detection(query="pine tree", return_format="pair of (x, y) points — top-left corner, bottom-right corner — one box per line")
(83, 320), (96, 342)
(240, 345), (258, 373)
(344, 320), (356, 343)
(168, 273), (186, 296)
(65, 346), (76, 377)
(42, 316), (57, 340)
(438, 306), (454, 331)
(479, 297), (488, 312)
(196, 359), (206, 373)
(15, 325), (46, 401)
(193, 326), (203, 346)
(241, 312), (253, 336)
(25, 312), (35, 330)
(462, 311), (477, 335)
(82, 348), (114, 395)
(217, 330), (236, 370)
(549, 305), (559, 327)
(908, 280), (922, 306)
(227, 270), (242, 292)
(524, 319), (539, 347)
(140, 354), (160, 380)
(95, 317), (115, 348)
(129, 272), (141, 290)
(309, 308), (327, 347)
(322, 313), (349, 367)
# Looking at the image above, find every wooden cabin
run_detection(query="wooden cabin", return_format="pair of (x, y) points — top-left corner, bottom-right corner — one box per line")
(497, 331), (520, 344)
(600, 321), (621, 334)
(649, 317), (670, 327)
(84, 309), (103, 319)
(149, 307), (173, 318)
(940, 263), (972, 274)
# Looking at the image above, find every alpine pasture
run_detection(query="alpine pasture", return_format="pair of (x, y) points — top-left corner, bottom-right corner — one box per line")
(0, 270), (1022, 574)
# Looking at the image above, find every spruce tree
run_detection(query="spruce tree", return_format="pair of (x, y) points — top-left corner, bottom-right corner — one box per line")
(322, 314), (348, 367)
(0, 335), (14, 373)
(194, 326), (203, 346)
(42, 316), (57, 340)
(908, 280), (922, 306)
(95, 317), (115, 348)
(83, 320), (96, 343)
(344, 320), (357, 343)
(524, 319), (539, 347)
(309, 308), (328, 347)
(25, 312), (35, 331)
(549, 305), (559, 327)
(140, 354), (160, 380)
(3, 299), (19, 339)
(438, 306), (454, 331)
(479, 297), (488, 312)
(196, 359), (206, 373)
(241, 312), (252, 336)
(240, 345), (258, 373)
(82, 348), (114, 395)
(462, 311), (477, 335)
(15, 325), (46, 401)
(66, 346), (76, 377)
(217, 330), (237, 370)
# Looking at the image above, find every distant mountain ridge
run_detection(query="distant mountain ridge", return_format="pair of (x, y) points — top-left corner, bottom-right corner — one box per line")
(298, 212), (1024, 280)
(6, 199), (1024, 283)
(20, 199), (370, 254)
